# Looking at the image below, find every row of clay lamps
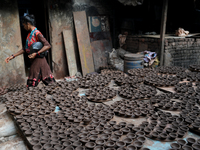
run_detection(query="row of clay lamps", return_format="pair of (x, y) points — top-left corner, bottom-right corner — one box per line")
(176, 72), (200, 82)
(189, 64), (200, 72)
(144, 74), (180, 87)
(114, 76), (143, 86)
(85, 87), (117, 102)
(78, 75), (112, 89)
(170, 138), (200, 150)
(118, 84), (157, 99)
(145, 110), (189, 141)
(128, 68), (157, 78)
(156, 66), (186, 74)
(111, 99), (153, 118)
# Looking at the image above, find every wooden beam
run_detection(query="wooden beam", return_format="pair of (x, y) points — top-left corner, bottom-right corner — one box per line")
(63, 30), (78, 76)
(160, 0), (168, 66)
(73, 11), (94, 76)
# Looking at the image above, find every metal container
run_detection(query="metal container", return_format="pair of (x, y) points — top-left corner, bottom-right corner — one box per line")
(124, 53), (144, 73)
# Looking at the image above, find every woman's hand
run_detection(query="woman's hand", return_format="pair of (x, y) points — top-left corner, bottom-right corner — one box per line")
(28, 53), (37, 59)
(5, 56), (14, 63)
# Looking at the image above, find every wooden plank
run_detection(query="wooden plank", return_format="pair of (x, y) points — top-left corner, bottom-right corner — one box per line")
(160, 0), (168, 66)
(73, 11), (94, 76)
(91, 40), (112, 72)
(63, 30), (78, 76)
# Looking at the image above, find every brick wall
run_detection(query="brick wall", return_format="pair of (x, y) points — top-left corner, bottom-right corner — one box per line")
(125, 36), (200, 68)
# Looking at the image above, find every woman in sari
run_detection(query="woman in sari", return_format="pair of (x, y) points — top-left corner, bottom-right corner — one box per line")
(5, 14), (55, 88)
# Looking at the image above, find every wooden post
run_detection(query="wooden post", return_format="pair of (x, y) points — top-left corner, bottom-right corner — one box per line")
(160, 0), (168, 66)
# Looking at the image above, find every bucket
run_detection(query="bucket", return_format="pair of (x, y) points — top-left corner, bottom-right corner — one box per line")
(124, 53), (144, 73)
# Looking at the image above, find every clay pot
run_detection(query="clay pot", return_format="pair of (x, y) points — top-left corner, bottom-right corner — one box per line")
(94, 146), (105, 150)
(85, 142), (96, 149)
(89, 135), (98, 142)
(119, 122), (126, 127)
(123, 137), (133, 146)
(95, 139), (105, 146)
(192, 144), (200, 150)
(169, 133), (177, 140)
(159, 133), (167, 140)
(33, 144), (42, 150)
(116, 141), (126, 148)
(126, 145), (137, 150)
(64, 146), (74, 150)
(137, 136), (146, 143)
(100, 134), (110, 140)
(171, 143), (181, 149)
(43, 143), (53, 149)
(177, 130), (185, 138)
(120, 128), (130, 135)
(113, 125), (122, 131)
(177, 139), (187, 147)
(136, 131), (145, 137)
(73, 141), (82, 147)
(133, 140), (143, 149)
(75, 146), (85, 150)
(182, 145), (193, 150)
(110, 135), (120, 142)
(126, 133), (136, 140)
(141, 148), (150, 150)
(109, 121), (117, 126)
(132, 127), (141, 133)
(63, 141), (72, 147)
(187, 138), (196, 146)
(80, 137), (89, 144)
(114, 131), (123, 137)
(144, 127), (151, 135)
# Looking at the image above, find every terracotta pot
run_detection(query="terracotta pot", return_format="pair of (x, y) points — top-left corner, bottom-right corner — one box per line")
(73, 141), (82, 147)
(159, 133), (167, 140)
(85, 142), (96, 149)
(110, 135), (120, 142)
(116, 141), (126, 148)
(105, 140), (115, 148)
(170, 143), (181, 149)
(182, 145), (193, 150)
(114, 131), (123, 137)
(95, 139), (105, 146)
(64, 146), (74, 150)
(192, 144), (200, 150)
(94, 146), (105, 150)
(133, 140), (143, 149)
(123, 137), (133, 146)
(187, 138), (196, 146)
(63, 141), (72, 147)
(177, 139), (187, 147)
(169, 133), (177, 140)
(100, 134), (110, 140)
(177, 130), (185, 138)
(137, 136), (146, 143)
(80, 137), (89, 144)
(33, 144), (42, 150)
(126, 133), (136, 140)
(126, 145), (137, 150)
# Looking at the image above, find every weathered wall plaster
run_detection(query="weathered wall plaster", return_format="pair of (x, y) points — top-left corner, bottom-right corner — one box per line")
(0, 0), (26, 87)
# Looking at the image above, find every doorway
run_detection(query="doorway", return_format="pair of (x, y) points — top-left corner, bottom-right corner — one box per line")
(17, 0), (52, 76)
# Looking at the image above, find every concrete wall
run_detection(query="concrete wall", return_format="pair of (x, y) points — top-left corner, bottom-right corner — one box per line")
(0, 0), (26, 87)
(48, 0), (113, 78)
